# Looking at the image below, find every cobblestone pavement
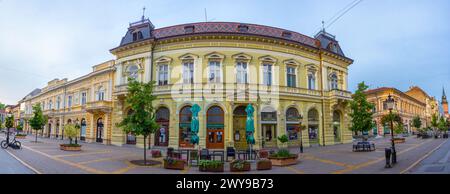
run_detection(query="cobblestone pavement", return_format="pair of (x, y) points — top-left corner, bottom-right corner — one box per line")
(1, 134), (446, 174)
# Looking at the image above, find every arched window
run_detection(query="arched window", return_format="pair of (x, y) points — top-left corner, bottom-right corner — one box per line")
(333, 111), (341, 140)
(127, 65), (139, 80)
(233, 106), (247, 116)
(308, 109), (319, 122)
(308, 108), (319, 143)
(179, 106), (193, 147)
(155, 107), (170, 147)
(156, 107), (170, 122)
(330, 73), (338, 90)
(286, 108), (301, 122)
(286, 107), (301, 141)
(207, 106), (224, 124)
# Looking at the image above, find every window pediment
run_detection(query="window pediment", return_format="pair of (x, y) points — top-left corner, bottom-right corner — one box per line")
(179, 53), (199, 61)
(258, 55), (277, 64)
(155, 56), (173, 64)
(283, 59), (301, 67)
(205, 52), (225, 60)
(232, 53), (252, 62)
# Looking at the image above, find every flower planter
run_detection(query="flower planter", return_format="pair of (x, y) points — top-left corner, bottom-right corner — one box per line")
(393, 138), (406, 144)
(15, 135), (27, 139)
(164, 159), (185, 170)
(151, 150), (162, 158)
(199, 164), (225, 172)
(230, 162), (251, 172)
(60, 144), (82, 151)
(257, 160), (272, 171)
(259, 150), (269, 159)
(269, 155), (298, 167)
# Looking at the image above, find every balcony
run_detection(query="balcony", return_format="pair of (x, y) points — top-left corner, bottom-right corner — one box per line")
(43, 109), (56, 116)
(328, 89), (352, 100)
(86, 101), (113, 114)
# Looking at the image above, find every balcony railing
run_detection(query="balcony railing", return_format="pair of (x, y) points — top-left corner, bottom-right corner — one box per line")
(86, 101), (112, 113)
(328, 89), (352, 99)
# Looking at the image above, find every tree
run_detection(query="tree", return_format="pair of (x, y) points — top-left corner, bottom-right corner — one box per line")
(412, 116), (422, 133)
(350, 82), (375, 138)
(117, 79), (159, 165)
(29, 103), (45, 143)
(0, 102), (6, 110)
(431, 114), (439, 137)
(64, 124), (80, 145)
(438, 116), (448, 134)
(381, 112), (403, 136)
(5, 115), (14, 130)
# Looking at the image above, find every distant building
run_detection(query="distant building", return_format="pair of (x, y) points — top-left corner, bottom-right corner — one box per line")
(442, 88), (449, 120)
(365, 87), (428, 135)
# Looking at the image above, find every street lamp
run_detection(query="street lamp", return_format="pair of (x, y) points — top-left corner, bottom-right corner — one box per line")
(385, 94), (397, 164)
(6, 113), (12, 145)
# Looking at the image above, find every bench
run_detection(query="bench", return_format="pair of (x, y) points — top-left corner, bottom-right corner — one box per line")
(353, 142), (376, 152)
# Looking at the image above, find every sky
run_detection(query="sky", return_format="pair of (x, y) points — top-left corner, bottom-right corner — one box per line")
(0, 0), (449, 105)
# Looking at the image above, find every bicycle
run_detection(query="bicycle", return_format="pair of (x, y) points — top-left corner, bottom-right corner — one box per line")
(1, 133), (22, 150)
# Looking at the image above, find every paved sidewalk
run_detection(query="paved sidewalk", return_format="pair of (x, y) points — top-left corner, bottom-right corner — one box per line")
(0, 134), (445, 174)
(0, 148), (34, 174)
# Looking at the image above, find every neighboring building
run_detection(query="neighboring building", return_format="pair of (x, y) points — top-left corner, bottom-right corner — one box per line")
(18, 16), (355, 149)
(365, 87), (427, 135)
(405, 86), (440, 127)
(20, 61), (115, 143)
(109, 17), (354, 150)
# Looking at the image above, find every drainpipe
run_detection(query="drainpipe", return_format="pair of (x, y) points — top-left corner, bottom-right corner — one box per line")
(320, 50), (326, 146)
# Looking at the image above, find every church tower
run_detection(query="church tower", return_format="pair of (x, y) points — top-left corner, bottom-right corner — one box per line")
(443, 88), (448, 115)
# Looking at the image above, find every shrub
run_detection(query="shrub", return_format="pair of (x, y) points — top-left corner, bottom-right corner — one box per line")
(270, 149), (296, 158)
(199, 160), (223, 169)
(231, 160), (249, 170)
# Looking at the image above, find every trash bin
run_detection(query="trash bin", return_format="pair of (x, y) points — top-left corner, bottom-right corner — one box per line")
(385, 148), (392, 168)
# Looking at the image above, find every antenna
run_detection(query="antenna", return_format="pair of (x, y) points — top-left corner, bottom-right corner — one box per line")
(142, 6), (146, 21)
(204, 8), (208, 22)
(322, 20), (325, 32)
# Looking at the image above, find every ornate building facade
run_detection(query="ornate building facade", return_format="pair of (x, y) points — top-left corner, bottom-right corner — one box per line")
(19, 17), (354, 150)
(20, 61), (115, 143)
(365, 87), (428, 135)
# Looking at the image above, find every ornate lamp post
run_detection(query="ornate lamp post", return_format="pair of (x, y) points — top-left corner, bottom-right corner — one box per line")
(385, 94), (397, 164)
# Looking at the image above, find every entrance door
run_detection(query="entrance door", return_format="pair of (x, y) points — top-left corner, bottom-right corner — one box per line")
(233, 106), (248, 151)
(56, 123), (60, 138)
(48, 124), (52, 138)
(207, 106), (225, 149)
(80, 119), (86, 141)
(96, 118), (103, 143)
(308, 125), (319, 145)
(155, 107), (170, 147)
(262, 124), (277, 148)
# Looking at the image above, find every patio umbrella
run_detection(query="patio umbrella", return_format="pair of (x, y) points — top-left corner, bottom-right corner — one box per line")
(245, 104), (255, 160)
(190, 104), (201, 145)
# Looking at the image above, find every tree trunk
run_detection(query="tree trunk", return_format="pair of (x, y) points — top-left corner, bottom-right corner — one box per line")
(143, 135), (147, 165)
(35, 130), (38, 143)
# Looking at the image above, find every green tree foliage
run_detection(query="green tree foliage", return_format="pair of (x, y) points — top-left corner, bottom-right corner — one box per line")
(438, 116), (448, 133)
(5, 115), (14, 129)
(117, 79), (159, 165)
(29, 103), (45, 143)
(0, 102), (6, 110)
(412, 116), (422, 131)
(381, 112), (404, 135)
(64, 124), (80, 145)
(350, 82), (375, 135)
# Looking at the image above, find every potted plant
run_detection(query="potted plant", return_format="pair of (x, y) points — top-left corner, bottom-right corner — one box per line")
(15, 123), (27, 139)
(151, 150), (162, 158)
(199, 160), (224, 172)
(259, 149), (269, 159)
(60, 124), (82, 151)
(257, 159), (272, 171)
(164, 157), (185, 170)
(268, 135), (299, 166)
(230, 160), (251, 172)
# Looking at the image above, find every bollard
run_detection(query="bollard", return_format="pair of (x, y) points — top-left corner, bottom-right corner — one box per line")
(385, 148), (392, 168)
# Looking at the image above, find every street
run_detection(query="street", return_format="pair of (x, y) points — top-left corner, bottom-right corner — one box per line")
(0, 147), (34, 174)
(0, 133), (448, 174)
(408, 137), (450, 174)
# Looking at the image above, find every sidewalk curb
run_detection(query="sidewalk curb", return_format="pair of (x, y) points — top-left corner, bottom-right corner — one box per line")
(400, 139), (448, 174)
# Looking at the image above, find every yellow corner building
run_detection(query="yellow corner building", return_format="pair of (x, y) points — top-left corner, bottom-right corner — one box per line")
(19, 16), (354, 150)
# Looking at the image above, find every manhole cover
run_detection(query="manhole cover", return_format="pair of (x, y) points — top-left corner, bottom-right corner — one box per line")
(425, 166), (445, 172)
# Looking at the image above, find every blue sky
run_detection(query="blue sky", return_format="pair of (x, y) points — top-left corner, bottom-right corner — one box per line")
(0, 0), (449, 105)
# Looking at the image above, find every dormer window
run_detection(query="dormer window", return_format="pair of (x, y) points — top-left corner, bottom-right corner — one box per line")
(282, 31), (292, 39)
(184, 26), (195, 34)
(132, 31), (144, 41)
(238, 25), (249, 32)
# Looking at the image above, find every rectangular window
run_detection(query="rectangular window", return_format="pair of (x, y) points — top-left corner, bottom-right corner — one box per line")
(81, 92), (87, 105)
(308, 74), (316, 90)
(263, 64), (272, 86)
(183, 62), (194, 84)
(158, 64), (169, 86)
(209, 61), (221, 83)
(287, 66), (296, 87)
(68, 96), (72, 108)
(236, 62), (248, 84)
